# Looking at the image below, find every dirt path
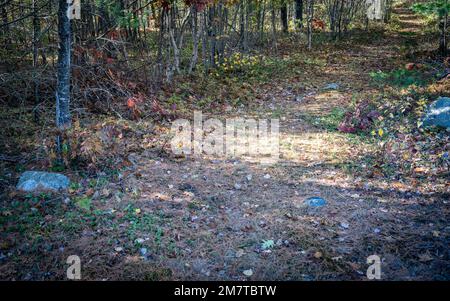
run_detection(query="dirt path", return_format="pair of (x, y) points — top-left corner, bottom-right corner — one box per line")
(90, 7), (446, 280)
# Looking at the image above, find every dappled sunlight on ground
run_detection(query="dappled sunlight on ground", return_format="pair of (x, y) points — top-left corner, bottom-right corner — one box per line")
(280, 131), (366, 166)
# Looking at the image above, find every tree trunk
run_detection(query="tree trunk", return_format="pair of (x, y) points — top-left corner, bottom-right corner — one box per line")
(33, 0), (41, 122)
(295, 0), (303, 29)
(208, 5), (217, 67)
(56, 0), (72, 130)
(280, 0), (288, 33)
(384, 0), (393, 23)
(189, 6), (200, 74)
(307, 0), (314, 50)
(156, 7), (165, 85)
(259, 2), (267, 43)
(1, 6), (9, 46)
(439, 9), (448, 55)
(271, 0), (277, 52)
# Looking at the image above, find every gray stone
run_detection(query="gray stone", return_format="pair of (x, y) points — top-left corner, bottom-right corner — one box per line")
(323, 83), (339, 90)
(340, 222), (350, 229)
(135, 238), (145, 244)
(16, 171), (70, 192)
(304, 197), (327, 207)
(422, 97), (450, 129)
(140, 247), (148, 256)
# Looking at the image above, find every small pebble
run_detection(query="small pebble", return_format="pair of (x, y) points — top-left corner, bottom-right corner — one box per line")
(140, 248), (148, 256)
(243, 269), (253, 277)
(340, 222), (349, 229)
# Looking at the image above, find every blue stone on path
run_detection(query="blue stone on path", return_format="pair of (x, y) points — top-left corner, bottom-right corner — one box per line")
(304, 197), (327, 207)
(323, 83), (339, 90)
(16, 171), (70, 192)
(140, 248), (148, 256)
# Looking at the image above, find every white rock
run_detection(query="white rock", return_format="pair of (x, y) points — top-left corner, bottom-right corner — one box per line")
(243, 269), (253, 277)
(340, 222), (349, 229)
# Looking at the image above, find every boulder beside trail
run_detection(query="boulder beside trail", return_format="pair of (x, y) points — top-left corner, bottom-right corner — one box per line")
(422, 97), (450, 129)
(16, 171), (70, 192)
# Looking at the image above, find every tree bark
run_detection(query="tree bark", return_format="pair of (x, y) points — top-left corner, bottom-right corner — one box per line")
(271, 0), (277, 52)
(33, 0), (41, 122)
(189, 6), (200, 74)
(280, 0), (288, 33)
(439, 8), (448, 55)
(295, 0), (303, 29)
(56, 0), (72, 130)
(307, 0), (314, 50)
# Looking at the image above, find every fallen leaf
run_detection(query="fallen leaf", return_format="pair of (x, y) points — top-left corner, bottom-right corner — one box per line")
(236, 249), (245, 258)
(261, 240), (275, 250)
(418, 253), (433, 262)
(243, 269), (253, 277)
(414, 167), (427, 174)
(85, 188), (94, 196)
(314, 251), (323, 259)
(392, 182), (406, 190)
(340, 222), (350, 229)
(348, 262), (361, 270)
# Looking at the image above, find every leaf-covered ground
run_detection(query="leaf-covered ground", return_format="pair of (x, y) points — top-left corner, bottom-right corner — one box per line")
(0, 5), (449, 280)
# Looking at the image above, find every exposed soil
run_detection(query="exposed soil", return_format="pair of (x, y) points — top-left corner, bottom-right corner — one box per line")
(1, 6), (449, 281)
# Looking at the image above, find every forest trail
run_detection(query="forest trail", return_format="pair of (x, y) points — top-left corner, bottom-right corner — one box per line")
(395, 6), (425, 34)
(1, 5), (448, 281)
(90, 6), (445, 280)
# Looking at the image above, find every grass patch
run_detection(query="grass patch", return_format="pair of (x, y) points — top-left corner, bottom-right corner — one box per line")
(305, 107), (346, 131)
(75, 196), (92, 211)
(370, 68), (429, 88)
(121, 205), (165, 248)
